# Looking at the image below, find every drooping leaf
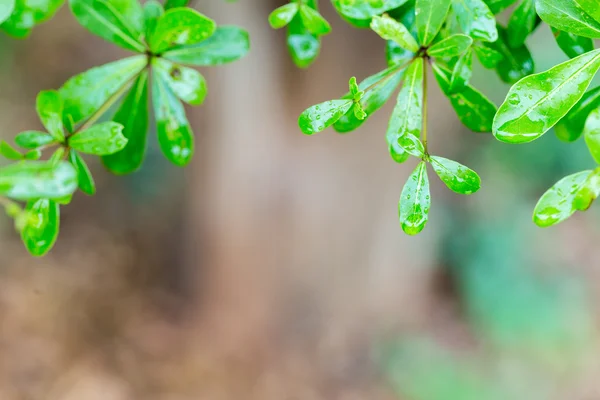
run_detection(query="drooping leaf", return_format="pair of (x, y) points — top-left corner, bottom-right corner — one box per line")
(69, 150), (96, 195)
(399, 162), (430, 235)
(387, 58), (424, 162)
(14, 131), (56, 149)
(59, 55), (146, 125)
(416, 0), (452, 45)
(491, 26), (534, 83)
(533, 170), (591, 227)
(535, 0), (600, 39)
(149, 8), (216, 54)
(36, 90), (64, 142)
(430, 156), (481, 194)
(331, 0), (409, 20)
(1, 0), (63, 38)
(0, 161), (78, 200)
(103, 70), (149, 174)
(452, 0), (498, 42)
(20, 199), (59, 257)
(268, 3), (298, 29)
(483, 0), (518, 14)
(152, 74), (194, 166)
(555, 86), (600, 142)
(584, 107), (600, 163)
(298, 4), (331, 35)
(286, 1), (320, 68)
(143, 0), (163, 39)
(153, 58), (207, 106)
(69, 0), (145, 52)
(473, 42), (503, 68)
(493, 48), (600, 143)
(164, 26), (250, 66)
(507, 0), (537, 48)
(371, 14), (419, 53)
(428, 34), (473, 58)
(573, 168), (600, 211)
(0, 0), (15, 24)
(68, 122), (128, 155)
(299, 100), (353, 135)
(449, 49), (473, 93)
(0, 141), (23, 160)
(551, 27), (594, 59)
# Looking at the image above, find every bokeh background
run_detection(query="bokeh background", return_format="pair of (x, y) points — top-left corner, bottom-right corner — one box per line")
(1, 1), (600, 399)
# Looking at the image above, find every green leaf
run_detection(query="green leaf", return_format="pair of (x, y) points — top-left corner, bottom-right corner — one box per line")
(387, 40), (415, 67)
(507, 0), (537, 48)
(60, 55), (146, 125)
(491, 26), (534, 84)
(0, 141), (23, 160)
(103, 70), (149, 174)
(432, 63), (497, 132)
(493, 48), (600, 143)
(268, 3), (298, 29)
(555, 86), (600, 142)
(371, 14), (419, 53)
(48, 147), (65, 165)
(333, 66), (405, 133)
(14, 131), (56, 149)
(20, 199), (59, 257)
(68, 122), (127, 155)
(36, 90), (64, 142)
(416, 0), (452, 45)
(449, 50), (473, 93)
(287, 3), (320, 68)
(0, 161), (78, 200)
(533, 170), (591, 227)
(483, 0), (517, 14)
(299, 99), (353, 135)
(576, 0), (600, 24)
(430, 156), (481, 194)
(1, 0), (63, 38)
(0, 0), (15, 24)
(452, 0), (498, 42)
(149, 8), (216, 54)
(399, 162), (430, 235)
(551, 27), (594, 59)
(164, 26), (250, 66)
(164, 0), (189, 9)
(387, 58), (424, 162)
(331, 0), (409, 20)
(397, 134), (425, 157)
(298, 4), (331, 35)
(69, 0), (145, 52)
(473, 42), (503, 68)
(584, 107), (600, 163)
(535, 0), (600, 39)
(143, 0), (163, 39)
(153, 58), (207, 105)
(573, 168), (600, 210)
(428, 34), (473, 58)
(69, 150), (95, 195)
(152, 74), (194, 166)
(24, 150), (42, 160)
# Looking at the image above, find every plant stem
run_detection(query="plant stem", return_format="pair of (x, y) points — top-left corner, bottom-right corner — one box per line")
(422, 57), (428, 155)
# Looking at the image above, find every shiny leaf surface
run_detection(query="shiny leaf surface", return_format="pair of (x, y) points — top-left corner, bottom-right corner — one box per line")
(416, 0), (452, 45)
(399, 162), (430, 235)
(430, 156), (481, 194)
(0, 161), (78, 200)
(452, 0), (498, 42)
(20, 199), (59, 256)
(371, 14), (419, 53)
(533, 170), (591, 227)
(428, 34), (473, 58)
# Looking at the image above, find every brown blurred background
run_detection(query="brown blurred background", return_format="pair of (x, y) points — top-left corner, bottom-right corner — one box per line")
(1, 1), (600, 399)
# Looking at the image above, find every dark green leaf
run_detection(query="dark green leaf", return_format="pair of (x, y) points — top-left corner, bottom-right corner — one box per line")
(399, 162), (430, 235)
(536, 0), (600, 39)
(143, 0), (163, 39)
(149, 8), (216, 53)
(551, 27), (594, 59)
(299, 100), (353, 135)
(0, 141), (23, 160)
(298, 4), (331, 35)
(473, 42), (503, 68)
(24, 150), (42, 160)
(416, 0), (452, 45)
(164, 0), (188, 9)
(491, 26), (534, 84)
(49, 147), (65, 165)
(428, 34), (473, 58)
(20, 199), (59, 256)
(584, 107), (600, 163)
(0, 161), (78, 200)
(286, 2), (320, 68)
(493, 49), (600, 143)
(103, 70), (149, 174)
(533, 170), (591, 227)
(268, 3), (298, 29)
(430, 156), (481, 194)
(483, 0), (518, 14)
(371, 14), (419, 53)
(449, 50), (473, 93)
(15, 131), (56, 149)
(69, 150), (95, 195)
(452, 0), (498, 42)
(152, 74), (194, 166)
(36, 90), (64, 142)
(507, 0), (537, 48)
(69, 122), (127, 155)
(153, 58), (207, 105)
(164, 26), (250, 66)
(555, 86), (600, 142)
(1, 0), (63, 38)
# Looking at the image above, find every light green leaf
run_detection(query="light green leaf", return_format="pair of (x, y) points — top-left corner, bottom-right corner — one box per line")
(432, 62), (497, 132)
(399, 162), (430, 235)
(299, 4), (331, 35)
(576, 0), (600, 24)
(153, 58), (207, 105)
(491, 26), (534, 83)
(14, 131), (56, 149)
(69, 150), (95, 195)
(387, 58), (424, 162)
(149, 8), (216, 53)
(371, 14), (419, 53)
(430, 156), (481, 194)
(1, 0), (63, 38)
(507, 0), (537, 48)
(533, 170), (591, 227)
(331, 0), (409, 20)
(535, 0), (600, 39)
(397, 134), (425, 157)
(416, 0), (452, 45)
(48, 147), (65, 165)
(0, 161), (78, 200)
(20, 199), (59, 257)
(573, 168), (600, 210)
(452, 0), (498, 42)
(428, 34), (473, 58)
(551, 27), (594, 59)
(387, 40), (415, 67)
(0, 141), (23, 160)
(164, 26), (250, 66)
(483, 0), (518, 14)
(24, 150), (42, 160)
(103, 70), (149, 174)
(152, 74), (194, 166)
(493, 48), (600, 143)
(269, 3), (298, 29)
(584, 107), (600, 163)
(36, 90), (64, 142)
(143, 0), (163, 39)
(69, 0), (145, 52)
(0, 0), (15, 24)
(60, 55), (146, 125)
(299, 99), (353, 135)
(473, 42), (503, 68)
(449, 50), (473, 93)
(555, 86), (600, 142)
(287, 1), (320, 68)
(68, 122), (127, 155)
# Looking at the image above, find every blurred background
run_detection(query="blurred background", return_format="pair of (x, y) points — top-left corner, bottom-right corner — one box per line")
(1, 1), (600, 399)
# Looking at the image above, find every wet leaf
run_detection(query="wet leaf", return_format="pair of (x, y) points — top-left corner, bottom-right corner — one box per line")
(555, 86), (600, 142)
(371, 14), (419, 53)
(473, 42), (503, 68)
(20, 198), (59, 256)
(69, 150), (96, 195)
(1, 0), (63, 38)
(0, 161), (78, 200)
(153, 58), (207, 105)
(449, 49), (473, 93)
(143, 0), (163, 39)
(268, 3), (298, 29)
(551, 27), (594, 59)
(68, 122), (128, 155)
(416, 0), (452, 45)
(149, 8), (216, 54)
(573, 168), (600, 211)
(430, 156), (481, 194)
(299, 4), (331, 35)
(399, 162), (430, 235)
(286, 1), (320, 68)
(483, 0), (517, 14)
(452, 0), (498, 42)
(299, 99), (353, 135)
(331, 0), (409, 20)
(536, 0), (600, 39)
(397, 134), (425, 157)
(14, 131), (56, 149)
(584, 107), (600, 163)
(491, 26), (534, 84)
(36, 90), (65, 142)
(507, 0), (537, 48)
(533, 170), (591, 227)
(428, 34), (473, 58)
